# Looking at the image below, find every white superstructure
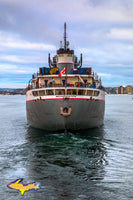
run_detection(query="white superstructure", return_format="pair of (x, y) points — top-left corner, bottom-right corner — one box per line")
(26, 23), (105, 131)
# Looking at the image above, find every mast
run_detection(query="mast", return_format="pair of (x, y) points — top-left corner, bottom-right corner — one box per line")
(64, 22), (67, 50)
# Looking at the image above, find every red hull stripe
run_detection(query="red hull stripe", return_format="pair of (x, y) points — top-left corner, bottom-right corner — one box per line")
(26, 98), (105, 102)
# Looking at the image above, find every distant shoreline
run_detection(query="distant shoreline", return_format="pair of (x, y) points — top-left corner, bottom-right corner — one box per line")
(0, 88), (26, 95)
(0, 87), (132, 95)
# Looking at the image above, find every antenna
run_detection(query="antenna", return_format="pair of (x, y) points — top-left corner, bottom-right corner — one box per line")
(48, 53), (51, 68)
(64, 22), (66, 50)
(60, 41), (63, 48)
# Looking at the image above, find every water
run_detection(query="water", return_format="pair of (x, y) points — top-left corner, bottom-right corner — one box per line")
(0, 95), (133, 200)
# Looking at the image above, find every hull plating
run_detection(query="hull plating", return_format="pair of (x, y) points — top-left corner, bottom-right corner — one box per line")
(26, 98), (105, 131)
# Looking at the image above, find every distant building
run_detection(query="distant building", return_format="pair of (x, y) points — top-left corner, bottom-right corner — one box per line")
(117, 86), (124, 94)
(125, 85), (133, 94)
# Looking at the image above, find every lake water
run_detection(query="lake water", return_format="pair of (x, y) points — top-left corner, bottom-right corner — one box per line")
(0, 94), (133, 200)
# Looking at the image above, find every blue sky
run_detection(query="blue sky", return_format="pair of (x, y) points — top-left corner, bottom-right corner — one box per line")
(0, 0), (133, 88)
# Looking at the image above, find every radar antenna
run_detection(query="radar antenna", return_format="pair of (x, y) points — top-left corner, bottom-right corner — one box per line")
(64, 22), (67, 50)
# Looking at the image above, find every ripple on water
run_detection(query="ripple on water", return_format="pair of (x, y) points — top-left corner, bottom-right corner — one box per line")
(0, 95), (133, 200)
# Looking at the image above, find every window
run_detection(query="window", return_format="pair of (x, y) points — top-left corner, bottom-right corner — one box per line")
(46, 90), (54, 95)
(55, 89), (65, 95)
(87, 90), (93, 96)
(66, 89), (77, 95)
(67, 89), (72, 95)
(32, 91), (38, 96)
(78, 90), (86, 95)
(94, 91), (99, 96)
(39, 90), (45, 96)
(71, 89), (77, 95)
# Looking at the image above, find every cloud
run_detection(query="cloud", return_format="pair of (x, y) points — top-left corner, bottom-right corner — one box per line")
(0, 82), (27, 88)
(98, 73), (112, 77)
(105, 63), (133, 68)
(1, 0), (133, 43)
(0, 53), (48, 64)
(0, 32), (56, 51)
(0, 0), (133, 87)
(0, 64), (36, 74)
(107, 28), (133, 40)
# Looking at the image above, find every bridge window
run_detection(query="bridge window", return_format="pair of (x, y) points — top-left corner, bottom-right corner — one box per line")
(72, 89), (77, 95)
(67, 89), (77, 95)
(46, 90), (54, 95)
(55, 89), (65, 95)
(32, 91), (38, 96)
(67, 89), (72, 95)
(94, 91), (99, 96)
(78, 90), (86, 95)
(87, 90), (93, 96)
(39, 90), (45, 96)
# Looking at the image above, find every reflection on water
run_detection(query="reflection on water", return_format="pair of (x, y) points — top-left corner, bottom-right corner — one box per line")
(24, 126), (108, 199)
(1, 95), (133, 200)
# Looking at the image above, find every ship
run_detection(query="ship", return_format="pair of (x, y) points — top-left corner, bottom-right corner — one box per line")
(26, 23), (105, 131)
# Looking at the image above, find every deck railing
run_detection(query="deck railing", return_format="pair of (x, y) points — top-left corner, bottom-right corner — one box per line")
(26, 82), (100, 91)
(31, 88), (101, 97)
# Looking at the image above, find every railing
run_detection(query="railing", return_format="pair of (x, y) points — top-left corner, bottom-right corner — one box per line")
(27, 82), (98, 90)
(32, 88), (100, 97)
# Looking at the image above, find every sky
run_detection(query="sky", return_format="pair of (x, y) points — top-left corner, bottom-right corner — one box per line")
(0, 0), (133, 88)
